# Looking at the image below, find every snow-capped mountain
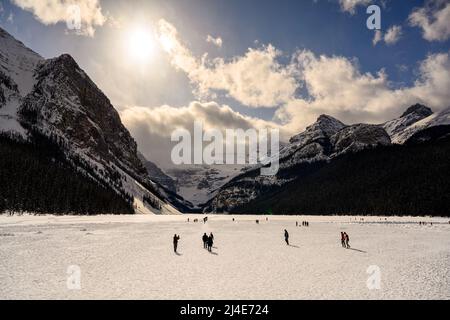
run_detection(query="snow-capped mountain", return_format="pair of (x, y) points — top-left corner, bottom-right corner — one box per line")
(138, 152), (177, 193)
(206, 103), (450, 213)
(0, 27), (187, 215)
(166, 164), (246, 208)
(384, 105), (450, 144)
(0, 28), (43, 136)
(383, 104), (434, 143)
(205, 114), (392, 212)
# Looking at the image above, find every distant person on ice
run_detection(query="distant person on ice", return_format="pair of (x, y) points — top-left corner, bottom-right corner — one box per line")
(173, 234), (180, 253)
(344, 232), (350, 249)
(341, 232), (346, 248)
(202, 233), (208, 249)
(284, 229), (289, 245)
(207, 234), (214, 252)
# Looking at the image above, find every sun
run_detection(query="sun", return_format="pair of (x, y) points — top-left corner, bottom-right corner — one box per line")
(125, 26), (154, 63)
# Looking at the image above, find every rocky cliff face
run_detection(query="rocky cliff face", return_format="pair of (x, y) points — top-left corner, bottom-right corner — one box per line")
(138, 152), (177, 193)
(0, 27), (187, 214)
(19, 54), (147, 179)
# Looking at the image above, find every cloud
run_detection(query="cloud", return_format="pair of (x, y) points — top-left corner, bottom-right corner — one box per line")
(157, 19), (298, 108)
(373, 25), (402, 46)
(372, 30), (382, 46)
(120, 101), (283, 167)
(384, 25), (402, 45)
(122, 48), (450, 164)
(11, 0), (106, 36)
(409, 0), (450, 42)
(123, 18), (450, 166)
(206, 35), (223, 48)
(274, 50), (450, 134)
(339, 0), (371, 14)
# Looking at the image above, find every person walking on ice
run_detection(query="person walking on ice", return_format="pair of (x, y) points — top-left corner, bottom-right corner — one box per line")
(344, 232), (350, 249)
(341, 232), (346, 248)
(284, 229), (290, 245)
(173, 234), (180, 253)
(202, 233), (208, 249)
(207, 234), (214, 252)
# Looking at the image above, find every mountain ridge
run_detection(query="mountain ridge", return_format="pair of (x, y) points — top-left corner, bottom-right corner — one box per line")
(205, 104), (450, 213)
(0, 26), (189, 215)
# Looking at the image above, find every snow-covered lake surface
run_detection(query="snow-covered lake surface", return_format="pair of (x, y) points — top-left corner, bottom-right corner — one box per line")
(1, 214), (449, 300)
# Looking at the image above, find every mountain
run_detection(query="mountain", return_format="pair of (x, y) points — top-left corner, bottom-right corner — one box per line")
(165, 164), (245, 208)
(205, 104), (449, 214)
(394, 107), (450, 144)
(235, 135), (450, 216)
(205, 114), (391, 213)
(138, 152), (177, 193)
(0, 27), (186, 215)
(0, 28), (43, 136)
(383, 104), (434, 143)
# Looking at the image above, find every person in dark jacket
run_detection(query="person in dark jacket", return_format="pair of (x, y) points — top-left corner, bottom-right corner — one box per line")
(207, 234), (214, 252)
(202, 233), (208, 249)
(344, 232), (350, 249)
(284, 229), (289, 245)
(173, 234), (180, 253)
(341, 232), (346, 247)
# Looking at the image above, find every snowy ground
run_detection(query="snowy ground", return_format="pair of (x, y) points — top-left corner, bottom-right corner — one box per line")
(0, 214), (449, 300)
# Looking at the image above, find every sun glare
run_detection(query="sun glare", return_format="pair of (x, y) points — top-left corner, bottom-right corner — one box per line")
(126, 27), (154, 63)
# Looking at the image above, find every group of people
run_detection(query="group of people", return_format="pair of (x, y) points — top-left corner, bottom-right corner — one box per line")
(340, 232), (350, 249)
(419, 221), (433, 226)
(173, 232), (215, 253)
(202, 232), (214, 252)
(177, 218), (357, 254)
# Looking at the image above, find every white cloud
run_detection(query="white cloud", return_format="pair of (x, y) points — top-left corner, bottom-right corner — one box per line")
(339, 0), (371, 14)
(373, 25), (402, 46)
(372, 30), (382, 46)
(206, 35), (223, 48)
(123, 18), (450, 165)
(409, 0), (450, 42)
(120, 101), (283, 166)
(122, 48), (450, 164)
(11, 0), (106, 36)
(157, 19), (298, 108)
(274, 50), (450, 134)
(384, 25), (402, 45)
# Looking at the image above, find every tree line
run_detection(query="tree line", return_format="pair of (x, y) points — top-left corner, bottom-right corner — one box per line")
(235, 136), (450, 217)
(0, 132), (134, 215)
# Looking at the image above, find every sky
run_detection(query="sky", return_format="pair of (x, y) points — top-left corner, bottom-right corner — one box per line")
(1, 0), (450, 167)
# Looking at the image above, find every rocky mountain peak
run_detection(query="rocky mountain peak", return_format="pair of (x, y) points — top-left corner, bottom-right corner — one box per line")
(383, 104), (435, 143)
(315, 114), (346, 134)
(289, 114), (345, 144)
(401, 104), (433, 118)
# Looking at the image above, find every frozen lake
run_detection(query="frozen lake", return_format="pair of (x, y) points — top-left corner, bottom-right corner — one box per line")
(0, 214), (449, 300)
